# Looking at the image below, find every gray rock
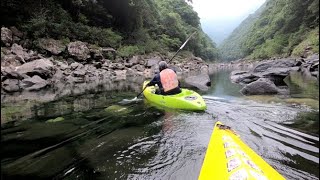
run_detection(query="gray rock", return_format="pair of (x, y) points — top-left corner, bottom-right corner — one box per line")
(143, 69), (153, 79)
(67, 41), (90, 61)
(305, 54), (319, 61)
(73, 69), (86, 77)
(184, 74), (211, 91)
(129, 56), (139, 65)
(230, 71), (259, 85)
(253, 59), (296, 73)
(38, 38), (66, 55)
(240, 78), (280, 95)
(168, 65), (182, 73)
(2, 54), (22, 67)
(200, 65), (209, 74)
(110, 63), (125, 70)
(113, 70), (127, 81)
(56, 61), (69, 70)
(70, 62), (83, 70)
(1, 27), (12, 46)
(2, 79), (20, 92)
(146, 56), (162, 67)
(132, 64), (144, 72)
(16, 58), (55, 79)
(22, 75), (48, 91)
(124, 62), (133, 67)
(11, 43), (28, 63)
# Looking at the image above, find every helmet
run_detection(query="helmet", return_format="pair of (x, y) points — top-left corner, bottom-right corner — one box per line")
(159, 61), (168, 71)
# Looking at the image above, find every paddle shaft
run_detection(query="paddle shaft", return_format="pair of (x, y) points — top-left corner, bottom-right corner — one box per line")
(168, 31), (197, 63)
(136, 86), (148, 98)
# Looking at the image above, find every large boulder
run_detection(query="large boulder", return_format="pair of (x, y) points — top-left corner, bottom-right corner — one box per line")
(252, 59), (296, 73)
(184, 74), (211, 91)
(240, 78), (280, 95)
(230, 71), (260, 85)
(38, 38), (66, 55)
(230, 58), (300, 86)
(22, 75), (48, 91)
(1, 27), (12, 47)
(16, 58), (55, 79)
(67, 41), (90, 61)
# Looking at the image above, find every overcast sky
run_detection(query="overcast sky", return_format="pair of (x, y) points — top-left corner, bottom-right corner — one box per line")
(191, 0), (266, 44)
(192, 0), (265, 22)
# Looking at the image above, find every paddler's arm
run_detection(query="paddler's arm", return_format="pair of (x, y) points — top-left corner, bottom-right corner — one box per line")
(147, 74), (160, 86)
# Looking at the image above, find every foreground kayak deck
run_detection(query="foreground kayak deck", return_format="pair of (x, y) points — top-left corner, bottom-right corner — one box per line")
(143, 81), (207, 111)
(199, 121), (285, 180)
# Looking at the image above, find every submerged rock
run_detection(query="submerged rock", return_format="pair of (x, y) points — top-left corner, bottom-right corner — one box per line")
(46, 117), (64, 123)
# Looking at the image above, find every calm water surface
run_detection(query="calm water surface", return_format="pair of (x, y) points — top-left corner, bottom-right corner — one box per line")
(1, 70), (319, 180)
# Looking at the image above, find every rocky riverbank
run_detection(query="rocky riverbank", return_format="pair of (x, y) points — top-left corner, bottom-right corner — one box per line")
(1, 27), (211, 103)
(230, 55), (319, 95)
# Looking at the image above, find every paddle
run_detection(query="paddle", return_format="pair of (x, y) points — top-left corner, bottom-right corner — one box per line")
(168, 31), (197, 63)
(132, 86), (148, 100)
(121, 31), (197, 103)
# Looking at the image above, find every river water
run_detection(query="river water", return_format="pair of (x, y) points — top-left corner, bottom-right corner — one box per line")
(1, 70), (319, 180)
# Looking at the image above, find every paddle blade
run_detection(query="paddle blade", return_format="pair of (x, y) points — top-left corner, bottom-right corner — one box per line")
(119, 97), (140, 105)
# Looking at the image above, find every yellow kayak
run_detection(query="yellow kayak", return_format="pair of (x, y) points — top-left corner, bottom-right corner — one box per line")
(142, 81), (206, 111)
(199, 121), (285, 180)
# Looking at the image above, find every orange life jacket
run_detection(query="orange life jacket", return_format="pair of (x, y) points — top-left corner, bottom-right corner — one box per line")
(160, 69), (179, 92)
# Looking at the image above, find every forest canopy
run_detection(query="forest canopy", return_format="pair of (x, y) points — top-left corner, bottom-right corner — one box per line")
(1, 0), (219, 61)
(219, 0), (319, 61)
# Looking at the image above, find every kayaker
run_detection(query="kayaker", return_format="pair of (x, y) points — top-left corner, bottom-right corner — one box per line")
(146, 61), (181, 95)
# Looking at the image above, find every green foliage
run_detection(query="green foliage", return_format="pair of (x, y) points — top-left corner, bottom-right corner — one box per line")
(117, 45), (142, 58)
(219, 0), (319, 61)
(292, 27), (319, 56)
(2, 0), (218, 61)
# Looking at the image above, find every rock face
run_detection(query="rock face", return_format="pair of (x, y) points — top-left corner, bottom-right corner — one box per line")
(184, 74), (211, 91)
(38, 38), (66, 55)
(67, 41), (90, 61)
(1, 26), (212, 99)
(230, 55), (319, 95)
